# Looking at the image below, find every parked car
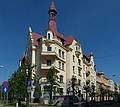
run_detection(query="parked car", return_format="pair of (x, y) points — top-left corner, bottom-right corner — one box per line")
(53, 95), (92, 107)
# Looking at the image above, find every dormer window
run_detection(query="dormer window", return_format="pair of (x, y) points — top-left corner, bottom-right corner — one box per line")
(76, 46), (78, 51)
(48, 33), (51, 40)
(47, 31), (53, 40)
(47, 46), (52, 51)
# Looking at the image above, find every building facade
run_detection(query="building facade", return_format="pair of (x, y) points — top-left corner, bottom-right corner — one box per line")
(83, 54), (96, 101)
(96, 72), (113, 101)
(20, 1), (97, 102)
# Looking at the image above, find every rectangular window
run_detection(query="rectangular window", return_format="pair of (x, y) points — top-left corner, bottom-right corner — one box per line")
(59, 61), (61, 69)
(60, 75), (63, 83)
(59, 49), (61, 57)
(47, 47), (52, 51)
(76, 46), (78, 51)
(78, 67), (81, 76)
(62, 51), (64, 59)
(48, 33), (51, 40)
(78, 59), (81, 65)
(62, 63), (64, 70)
(47, 60), (51, 66)
(73, 55), (75, 62)
(73, 66), (75, 74)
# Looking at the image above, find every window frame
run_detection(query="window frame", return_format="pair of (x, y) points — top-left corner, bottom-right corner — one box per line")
(73, 66), (75, 74)
(62, 51), (64, 59)
(47, 46), (52, 51)
(62, 63), (64, 70)
(59, 61), (61, 69)
(48, 33), (51, 40)
(78, 67), (81, 76)
(59, 49), (61, 57)
(47, 60), (51, 66)
(59, 75), (64, 83)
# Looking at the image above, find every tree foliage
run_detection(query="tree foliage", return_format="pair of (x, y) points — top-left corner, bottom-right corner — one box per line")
(46, 67), (59, 104)
(8, 58), (35, 102)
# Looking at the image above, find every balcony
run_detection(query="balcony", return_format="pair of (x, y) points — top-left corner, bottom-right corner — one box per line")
(44, 39), (54, 46)
(41, 64), (61, 73)
(41, 51), (57, 56)
(41, 64), (52, 70)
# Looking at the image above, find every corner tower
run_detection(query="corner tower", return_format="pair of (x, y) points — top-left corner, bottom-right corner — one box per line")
(48, 0), (57, 33)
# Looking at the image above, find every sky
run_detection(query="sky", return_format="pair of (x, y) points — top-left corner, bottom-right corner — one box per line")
(0, 0), (120, 84)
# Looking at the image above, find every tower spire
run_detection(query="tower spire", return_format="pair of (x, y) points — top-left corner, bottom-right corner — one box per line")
(48, 0), (57, 15)
(48, 0), (57, 33)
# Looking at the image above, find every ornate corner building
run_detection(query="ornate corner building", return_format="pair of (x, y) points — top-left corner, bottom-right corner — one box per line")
(20, 1), (96, 102)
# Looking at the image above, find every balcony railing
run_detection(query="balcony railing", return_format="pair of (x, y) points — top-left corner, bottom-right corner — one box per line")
(41, 64), (64, 73)
(41, 64), (53, 69)
(41, 51), (57, 56)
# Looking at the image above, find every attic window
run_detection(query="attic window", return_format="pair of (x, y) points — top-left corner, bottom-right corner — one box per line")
(48, 33), (51, 40)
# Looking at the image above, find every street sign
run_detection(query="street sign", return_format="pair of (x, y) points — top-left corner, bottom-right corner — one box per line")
(2, 81), (9, 94)
(2, 87), (8, 93)
(3, 81), (8, 87)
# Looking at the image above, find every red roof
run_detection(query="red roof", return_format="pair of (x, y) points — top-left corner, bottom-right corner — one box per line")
(84, 53), (93, 61)
(86, 54), (91, 60)
(32, 33), (42, 46)
(48, 20), (65, 40)
(65, 36), (74, 46)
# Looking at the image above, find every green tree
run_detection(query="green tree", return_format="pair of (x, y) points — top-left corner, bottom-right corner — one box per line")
(33, 74), (41, 103)
(46, 67), (59, 105)
(8, 58), (35, 106)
